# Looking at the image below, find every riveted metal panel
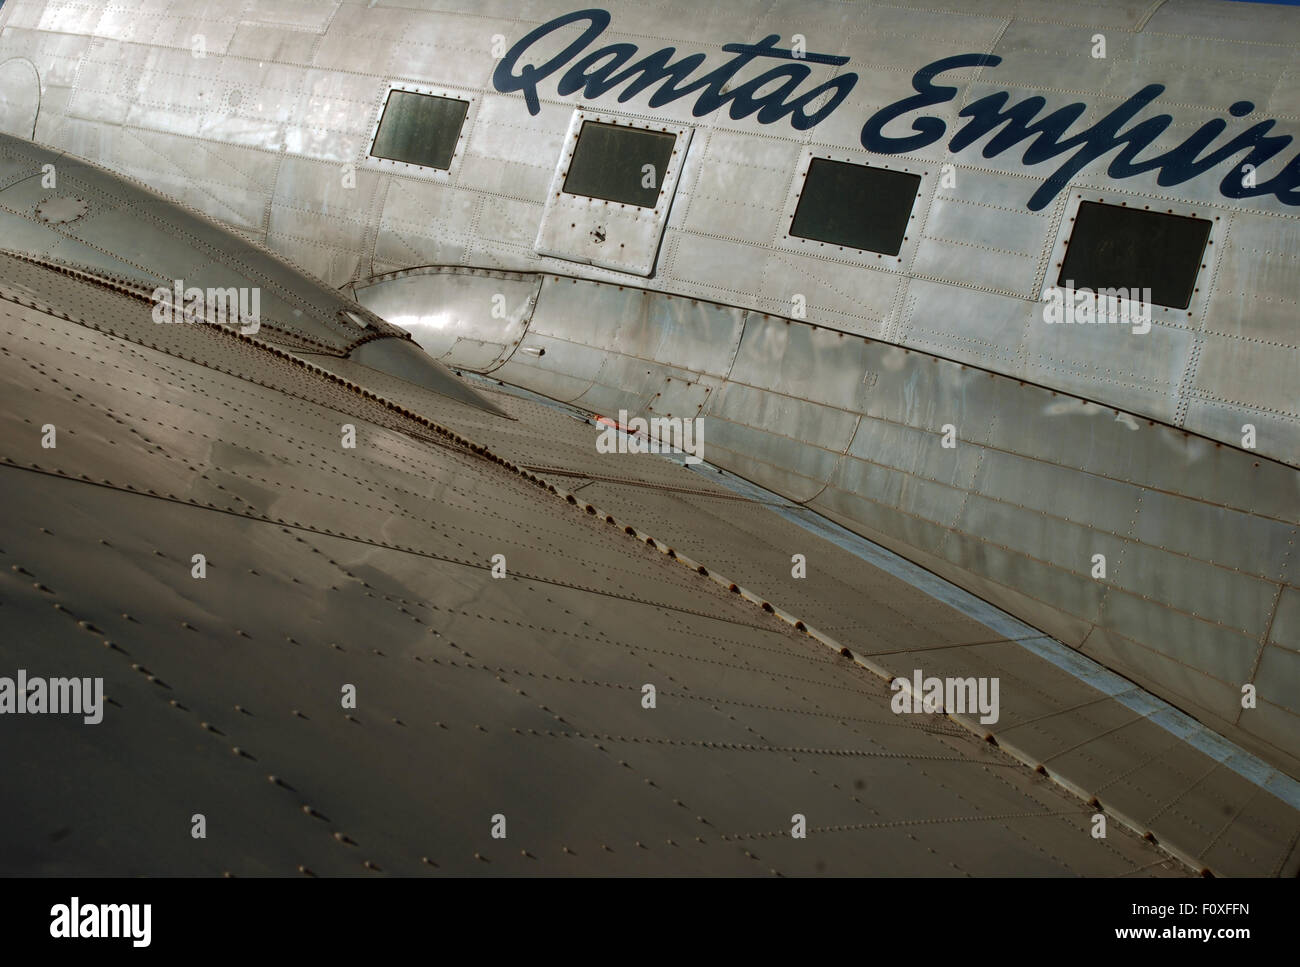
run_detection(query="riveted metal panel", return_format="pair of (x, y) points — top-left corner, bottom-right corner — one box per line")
(458, 92), (570, 203)
(841, 415), (983, 491)
(1017, 298), (1195, 424)
(226, 22), (322, 63)
(201, 60), (307, 151)
(270, 154), (384, 280)
(728, 313), (880, 412)
(706, 381), (859, 458)
(700, 427), (836, 505)
(944, 528), (1113, 630)
(64, 37), (145, 129)
(525, 274), (745, 378)
(1099, 592), (1266, 691)
(1257, 647), (1300, 715)
(1142, 1), (1300, 54)
(312, 5), (499, 85)
(1081, 618), (1253, 723)
(1271, 588), (1300, 654)
(569, 353), (675, 418)
(957, 492), (1117, 582)
(1204, 211), (1300, 346)
(0, 27), (86, 88)
(990, 19), (1131, 93)
(1131, 489), (1295, 582)
(493, 331), (606, 404)
(683, 129), (798, 247)
(1239, 702), (1300, 767)
(535, 109), (692, 277)
(80, 123), (276, 236)
(1112, 539), (1278, 640)
(984, 385), (1300, 522)
(967, 446), (1142, 538)
(374, 175), (479, 268)
(646, 374), (715, 422)
(0, 57), (38, 138)
(754, 250), (900, 336)
(362, 83), (477, 183)
(855, 343), (998, 446)
(353, 266), (539, 372)
(1188, 331), (1300, 453)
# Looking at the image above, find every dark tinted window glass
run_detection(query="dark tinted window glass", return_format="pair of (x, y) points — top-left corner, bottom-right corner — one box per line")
(790, 158), (920, 256)
(563, 122), (676, 208)
(1059, 202), (1211, 309)
(370, 91), (469, 170)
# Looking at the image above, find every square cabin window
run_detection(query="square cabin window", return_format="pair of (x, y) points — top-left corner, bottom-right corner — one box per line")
(562, 121), (677, 208)
(790, 158), (920, 256)
(1058, 201), (1211, 310)
(370, 91), (469, 170)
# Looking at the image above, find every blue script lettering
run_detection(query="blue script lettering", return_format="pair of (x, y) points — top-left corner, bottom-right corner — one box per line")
(493, 10), (1300, 211)
(863, 56), (1300, 210)
(493, 8), (857, 130)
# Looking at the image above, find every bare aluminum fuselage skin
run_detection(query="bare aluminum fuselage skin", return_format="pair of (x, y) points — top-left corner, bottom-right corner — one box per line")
(0, 0), (1296, 874)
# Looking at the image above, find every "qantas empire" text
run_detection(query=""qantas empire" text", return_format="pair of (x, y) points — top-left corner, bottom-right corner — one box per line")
(494, 8), (1300, 211)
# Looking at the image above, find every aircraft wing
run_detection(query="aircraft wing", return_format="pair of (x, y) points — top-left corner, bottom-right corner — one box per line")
(0, 135), (1295, 876)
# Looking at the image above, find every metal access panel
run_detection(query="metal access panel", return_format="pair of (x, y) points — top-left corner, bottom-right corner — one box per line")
(535, 110), (692, 277)
(1058, 201), (1212, 309)
(365, 83), (476, 182)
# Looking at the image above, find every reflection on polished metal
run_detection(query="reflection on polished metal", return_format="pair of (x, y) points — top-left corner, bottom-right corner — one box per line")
(10, 243), (1297, 876)
(355, 267), (1299, 776)
(0, 56), (39, 139)
(0, 133), (502, 416)
(4, 0), (1291, 464)
(0, 248), (1221, 876)
(0, 0), (1296, 877)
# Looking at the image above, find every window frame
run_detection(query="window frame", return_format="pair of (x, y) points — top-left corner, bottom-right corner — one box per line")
(789, 157), (922, 257)
(363, 82), (477, 183)
(1055, 199), (1212, 311)
(776, 148), (927, 272)
(560, 120), (680, 209)
(1041, 193), (1221, 323)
